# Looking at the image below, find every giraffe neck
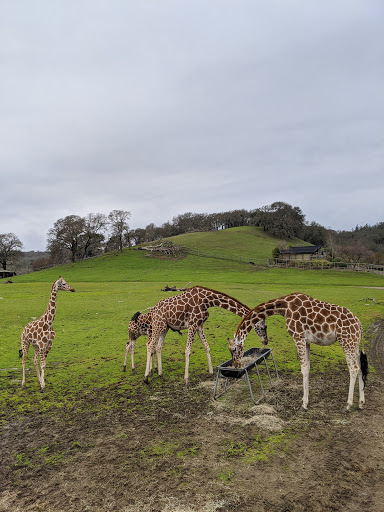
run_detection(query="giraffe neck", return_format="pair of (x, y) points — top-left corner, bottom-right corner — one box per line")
(236, 298), (290, 338)
(196, 287), (250, 317)
(42, 281), (58, 327)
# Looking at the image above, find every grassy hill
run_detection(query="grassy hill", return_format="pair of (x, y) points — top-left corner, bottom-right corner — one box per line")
(163, 226), (312, 263)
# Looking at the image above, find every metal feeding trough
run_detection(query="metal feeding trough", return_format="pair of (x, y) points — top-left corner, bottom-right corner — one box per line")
(213, 347), (279, 403)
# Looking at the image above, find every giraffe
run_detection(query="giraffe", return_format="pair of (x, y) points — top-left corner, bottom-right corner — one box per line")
(228, 292), (368, 411)
(123, 309), (183, 374)
(123, 310), (153, 374)
(144, 286), (265, 385)
(19, 276), (75, 391)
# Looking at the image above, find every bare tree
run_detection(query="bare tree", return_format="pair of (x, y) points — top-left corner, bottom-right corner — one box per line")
(81, 213), (107, 258)
(108, 210), (131, 252)
(47, 215), (85, 263)
(0, 233), (23, 270)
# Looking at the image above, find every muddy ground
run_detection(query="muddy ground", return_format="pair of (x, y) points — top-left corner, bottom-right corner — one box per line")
(1, 324), (383, 512)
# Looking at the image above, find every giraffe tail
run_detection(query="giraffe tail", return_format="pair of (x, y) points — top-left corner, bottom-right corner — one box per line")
(360, 351), (369, 387)
(19, 349), (23, 358)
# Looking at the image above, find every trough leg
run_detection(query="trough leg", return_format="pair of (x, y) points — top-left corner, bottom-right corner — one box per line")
(263, 357), (273, 386)
(245, 370), (255, 403)
(255, 363), (265, 396)
(271, 352), (279, 379)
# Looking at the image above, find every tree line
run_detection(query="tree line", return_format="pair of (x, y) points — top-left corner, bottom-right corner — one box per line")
(1, 202), (383, 272)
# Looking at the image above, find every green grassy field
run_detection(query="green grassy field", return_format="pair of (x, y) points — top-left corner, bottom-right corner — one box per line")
(1, 227), (383, 418)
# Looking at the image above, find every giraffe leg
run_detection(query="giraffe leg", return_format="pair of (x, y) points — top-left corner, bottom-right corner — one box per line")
(357, 349), (366, 408)
(302, 343), (311, 410)
(197, 325), (213, 375)
(152, 353), (157, 373)
(32, 348), (42, 389)
(39, 334), (54, 392)
(144, 327), (160, 383)
(144, 342), (154, 383)
(155, 332), (167, 378)
(39, 354), (47, 392)
(346, 368), (359, 411)
(156, 349), (162, 377)
(123, 341), (131, 372)
(131, 341), (138, 375)
(341, 339), (360, 411)
(21, 344), (29, 389)
(296, 339), (310, 410)
(184, 326), (197, 386)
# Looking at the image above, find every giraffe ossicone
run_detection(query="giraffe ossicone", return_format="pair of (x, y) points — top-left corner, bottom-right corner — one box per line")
(229, 292), (368, 410)
(20, 276), (75, 391)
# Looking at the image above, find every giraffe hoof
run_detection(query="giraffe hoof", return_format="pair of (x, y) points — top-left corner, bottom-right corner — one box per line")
(131, 368), (136, 375)
(143, 377), (149, 385)
(122, 366), (126, 373)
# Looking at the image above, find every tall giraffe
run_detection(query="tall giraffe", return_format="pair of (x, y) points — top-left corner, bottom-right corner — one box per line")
(144, 286), (265, 385)
(228, 292), (368, 410)
(19, 276), (75, 391)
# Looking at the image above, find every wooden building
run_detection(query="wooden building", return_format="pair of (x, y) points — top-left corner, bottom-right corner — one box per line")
(279, 245), (326, 261)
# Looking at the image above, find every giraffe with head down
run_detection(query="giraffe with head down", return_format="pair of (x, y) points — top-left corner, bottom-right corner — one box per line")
(144, 286), (266, 385)
(19, 276), (75, 391)
(228, 292), (368, 410)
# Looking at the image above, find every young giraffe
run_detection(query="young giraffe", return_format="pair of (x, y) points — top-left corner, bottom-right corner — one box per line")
(123, 309), (182, 374)
(19, 276), (75, 391)
(123, 310), (153, 374)
(144, 286), (265, 385)
(228, 292), (368, 411)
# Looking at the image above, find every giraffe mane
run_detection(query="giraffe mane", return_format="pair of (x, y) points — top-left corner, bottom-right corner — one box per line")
(130, 311), (141, 322)
(190, 285), (250, 310)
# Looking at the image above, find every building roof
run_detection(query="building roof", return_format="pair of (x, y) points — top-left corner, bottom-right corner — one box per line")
(280, 245), (322, 255)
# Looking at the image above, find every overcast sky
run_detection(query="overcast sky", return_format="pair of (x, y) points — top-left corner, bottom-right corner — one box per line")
(1, 1), (383, 251)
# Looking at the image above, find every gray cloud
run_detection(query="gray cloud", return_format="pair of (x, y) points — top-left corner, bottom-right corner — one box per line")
(0, 0), (383, 250)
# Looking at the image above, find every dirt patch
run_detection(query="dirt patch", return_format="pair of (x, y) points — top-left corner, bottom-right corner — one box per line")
(1, 325), (384, 512)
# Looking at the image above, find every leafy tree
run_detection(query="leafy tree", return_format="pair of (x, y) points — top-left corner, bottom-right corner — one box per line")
(302, 221), (327, 246)
(251, 202), (305, 239)
(0, 233), (23, 270)
(130, 228), (147, 246)
(144, 223), (163, 242)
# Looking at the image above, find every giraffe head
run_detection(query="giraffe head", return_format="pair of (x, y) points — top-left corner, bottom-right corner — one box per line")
(228, 320), (268, 368)
(228, 336), (244, 368)
(128, 312), (142, 342)
(57, 276), (75, 292)
(128, 310), (152, 342)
